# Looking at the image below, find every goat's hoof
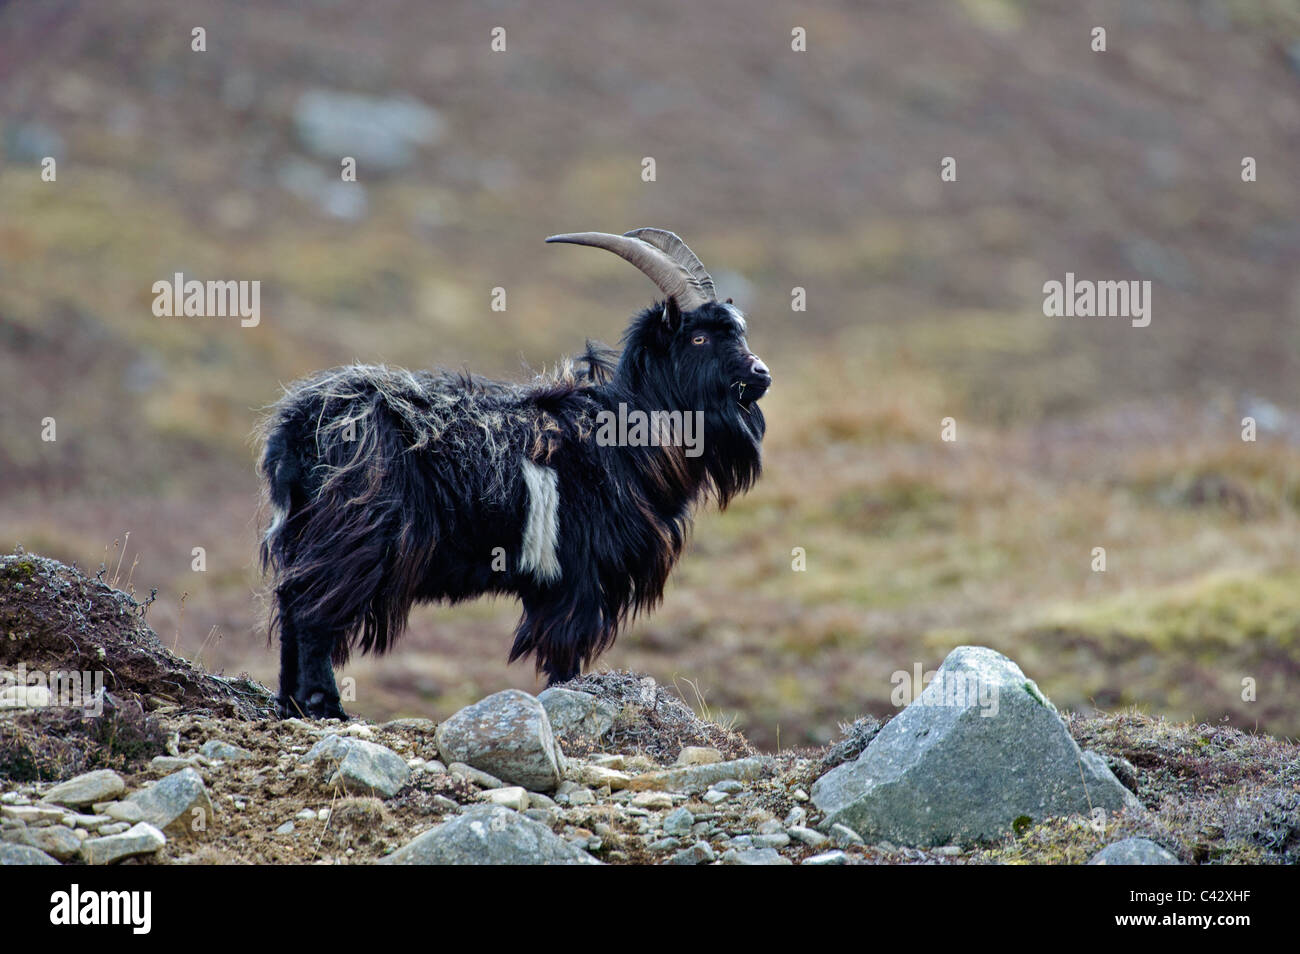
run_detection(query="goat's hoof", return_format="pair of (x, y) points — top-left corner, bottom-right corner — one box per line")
(303, 690), (348, 721)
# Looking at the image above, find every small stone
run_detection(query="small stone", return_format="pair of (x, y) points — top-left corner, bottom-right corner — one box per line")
(81, 822), (166, 865)
(522, 808), (556, 827)
(526, 791), (558, 810)
(784, 806), (808, 827)
(830, 823), (865, 848)
(791, 788), (809, 802)
(720, 847), (792, 865)
(61, 813), (113, 830)
(933, 844), (963, 856)
(295, 809), (316, 821)
(676, 746), (723, 766)
(647, 837), (681, 852)
(40, 770), (125, 808)
(753, 832), (791, 849)
(713, 779), (745, 794)
(0, 792), (26, 805)
(570, 764), (632, 790)
(447, 762), (505, 790)
(802, 850), (850, 865)
(21, 825), (82, 860)
(1, 805), (66, 825)
(788, 826), (830, 849)
(124, 767), (214, 839)
(436, 690), (566, 792)
(626, 757), (769, 794)
(537, 688), (617, 741)
(275, 821), (295, 835)
(0, 843), (59, 865)
(591, 754), (626, 770)
(318, 808), (330, 822)
(666, 840), (715, 865)
(1089, 837), (1182, 866)
(566, 789), (596, 807)
(417, 760), (448, 775)
(430, 795), (459, 813)
(96, 822), (130, 836)
(378, 805), (599, 865)
(702, 790), (729, 805)
(199, 740), (255, 761)
(103, 802), (145, 824)
(301, 736), (409, 798)
(631, 791), (675, 810)
(484, 787), (530, 811)
(662, 806), (695, 836)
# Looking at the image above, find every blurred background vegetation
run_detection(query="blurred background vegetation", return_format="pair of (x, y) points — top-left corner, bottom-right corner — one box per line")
(1, 0), (1298, 747)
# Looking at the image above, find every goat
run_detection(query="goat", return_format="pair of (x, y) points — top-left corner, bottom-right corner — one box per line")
(258, 228), (771, 718)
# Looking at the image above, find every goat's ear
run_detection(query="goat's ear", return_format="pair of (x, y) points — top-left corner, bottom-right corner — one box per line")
(661, 296), (682, 335)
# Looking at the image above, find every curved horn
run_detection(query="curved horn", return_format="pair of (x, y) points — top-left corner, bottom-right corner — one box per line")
(545, 228), (717, 311)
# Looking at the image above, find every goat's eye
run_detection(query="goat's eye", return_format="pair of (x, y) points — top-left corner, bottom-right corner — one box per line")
(691, 334), (708, 345)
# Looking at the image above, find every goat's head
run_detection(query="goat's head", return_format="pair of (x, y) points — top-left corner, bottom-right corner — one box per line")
(546, 228), (771, 427)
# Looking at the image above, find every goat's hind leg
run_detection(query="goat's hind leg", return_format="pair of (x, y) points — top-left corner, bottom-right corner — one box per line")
(275, 587), (347, 720)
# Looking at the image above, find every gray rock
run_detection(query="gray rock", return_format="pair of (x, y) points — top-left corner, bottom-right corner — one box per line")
(275, 821), (295, 836)
(523, 808), (557, 827)
(753, 832), (791, 849)
(720, 848), (792, 865)
(61, 813), (113, 830)
(377, 805), (600, 865)
(448, 763), (506, 789)
(647, 837), (681, 852)
(538, 688), (618, 741)
(662, 806), (695, 836)
(666, 841), (716, 865)
(40, 770), (125, 808)
(811, 646), (1142, 847)
(124, 767), (214, 838)
(626, 757), (770, 794)
(199, 740), (255, 761)
(293, 89), (444, 174)
(802, 850), (850, 865)
(81, 822), (166, 865)
(301, 735), (410, 798)
(484, 787), (530, 811)
(0, 842), (59, 865)
(436, 690), (565, 793)
(788, 826), (830, 849)
(1088, 837), (1182, 865)
(20, 825), (82, 860)
(96, 823), (130, 836)
(1, 804), (66, 825)
(103, 802), (145, 824)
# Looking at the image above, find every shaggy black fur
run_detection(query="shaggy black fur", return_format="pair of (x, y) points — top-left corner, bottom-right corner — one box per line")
(258, 297), (770, 718)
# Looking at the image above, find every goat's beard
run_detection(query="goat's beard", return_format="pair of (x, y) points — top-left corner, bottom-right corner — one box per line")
(697, 397), (765, 508)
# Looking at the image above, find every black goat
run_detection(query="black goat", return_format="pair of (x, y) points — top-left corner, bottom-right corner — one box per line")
(258, 228), (771, 718)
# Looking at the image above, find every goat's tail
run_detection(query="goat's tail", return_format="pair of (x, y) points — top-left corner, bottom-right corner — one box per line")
(258, 387), (432, 664)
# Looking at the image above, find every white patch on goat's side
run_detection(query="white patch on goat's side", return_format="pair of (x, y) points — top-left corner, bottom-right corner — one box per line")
(519, 460), (562, 583)
(723, 302), (747, 333)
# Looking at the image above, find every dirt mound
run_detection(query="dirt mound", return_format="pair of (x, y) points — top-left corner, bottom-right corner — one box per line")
(557, 670), (755, 764)
(0, 550), (275, 721)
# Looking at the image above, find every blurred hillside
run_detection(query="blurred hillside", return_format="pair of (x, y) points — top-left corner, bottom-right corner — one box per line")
(1, 0), (1298, 746)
